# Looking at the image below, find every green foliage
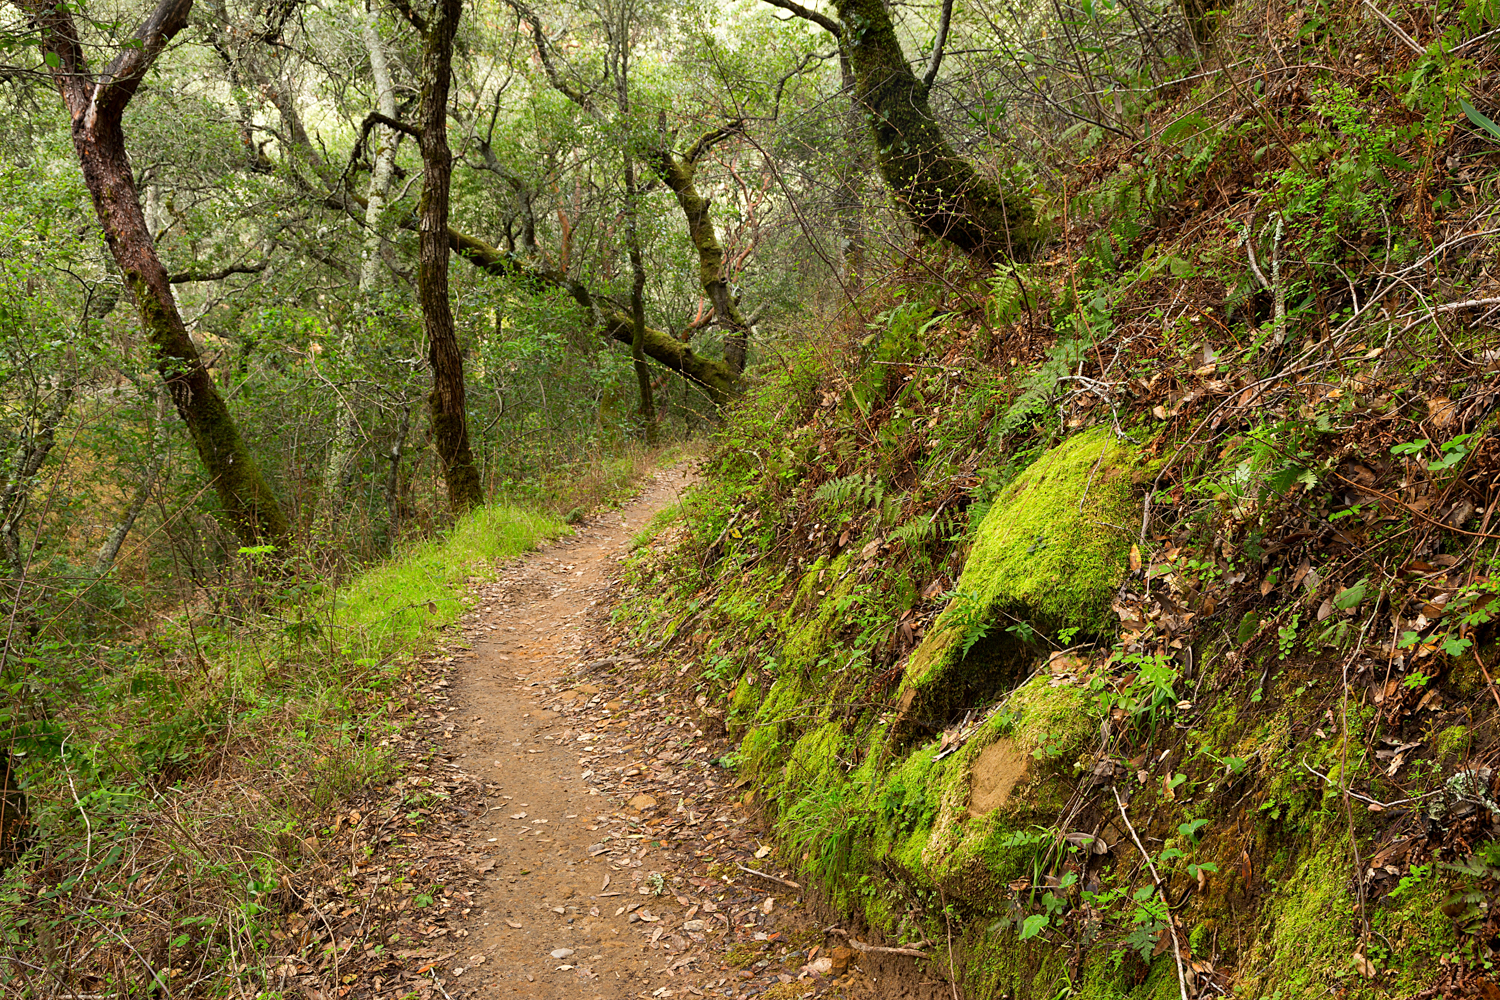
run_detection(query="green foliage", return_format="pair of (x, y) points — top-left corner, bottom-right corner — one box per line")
(814, 473), (885, 513)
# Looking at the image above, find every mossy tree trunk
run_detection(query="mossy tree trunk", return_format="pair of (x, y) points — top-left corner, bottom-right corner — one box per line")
(437, 221), (738, 406)
(19, 0), (290, 547)
(645, 123), (753, 376)
(415, 0), (484, 513)
(830, 0), (1044, 262)
(328, 177), (738, 406)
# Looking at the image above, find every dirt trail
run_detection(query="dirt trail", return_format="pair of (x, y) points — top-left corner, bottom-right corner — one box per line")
(423, 466), (948, 1000)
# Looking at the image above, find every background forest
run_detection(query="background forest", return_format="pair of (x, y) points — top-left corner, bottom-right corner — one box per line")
(6, 0), (1500, 990)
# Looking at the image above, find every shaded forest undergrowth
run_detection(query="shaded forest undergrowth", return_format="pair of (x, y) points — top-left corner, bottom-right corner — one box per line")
(609, 2), (1500, 996)
(0, 443), (692, 995)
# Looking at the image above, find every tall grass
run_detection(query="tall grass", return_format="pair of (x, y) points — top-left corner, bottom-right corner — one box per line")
(335, 504), (565, 662)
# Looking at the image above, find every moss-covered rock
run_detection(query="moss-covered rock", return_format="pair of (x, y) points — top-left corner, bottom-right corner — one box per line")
(897, 427), (1140, 733)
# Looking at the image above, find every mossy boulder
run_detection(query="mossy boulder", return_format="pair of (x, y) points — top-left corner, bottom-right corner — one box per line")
(897, 428), (1140, 734)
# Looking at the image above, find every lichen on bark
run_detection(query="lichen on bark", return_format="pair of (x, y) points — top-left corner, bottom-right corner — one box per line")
(831, 0), (1045, 262)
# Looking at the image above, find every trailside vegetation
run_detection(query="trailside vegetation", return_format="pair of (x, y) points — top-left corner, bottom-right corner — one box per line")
(614, 0), (1500, 994)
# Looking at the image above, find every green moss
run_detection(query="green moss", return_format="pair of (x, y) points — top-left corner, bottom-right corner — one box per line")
(897, 428), (1138, 731)
(785, 721), (846, 791)
(1433, 723), (1470, 765)
(727, 673), (764, 735)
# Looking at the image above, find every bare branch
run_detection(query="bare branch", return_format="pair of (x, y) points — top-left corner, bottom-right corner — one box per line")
(759, 0), (842, 37)
(502, 0), (597, 111)
(362, 110), (423, 139)
(167, 260), (269, 284)
(386, 0), (427, 31)
(920, 0), (954, 91)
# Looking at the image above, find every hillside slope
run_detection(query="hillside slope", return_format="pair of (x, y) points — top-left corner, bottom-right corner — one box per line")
(612, 1), (1500, 994)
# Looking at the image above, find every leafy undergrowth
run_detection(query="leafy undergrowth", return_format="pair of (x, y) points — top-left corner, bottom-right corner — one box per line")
(0, 503), (563, 996)
(613, 1), (1500, 995)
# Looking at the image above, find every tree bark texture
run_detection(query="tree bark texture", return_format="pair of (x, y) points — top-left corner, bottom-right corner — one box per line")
(18, 0), (290, 547)
(416, 0), (484, 513)
(645, 125), (753, 376)
(830, 0), (1044, 263)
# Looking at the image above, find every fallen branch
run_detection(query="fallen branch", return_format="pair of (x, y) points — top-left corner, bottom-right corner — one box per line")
(824, 926), (932, 957)
(734, 863), (801, 889)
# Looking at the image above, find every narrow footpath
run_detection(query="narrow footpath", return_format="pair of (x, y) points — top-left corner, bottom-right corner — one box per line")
(420, 466), (948, 1000)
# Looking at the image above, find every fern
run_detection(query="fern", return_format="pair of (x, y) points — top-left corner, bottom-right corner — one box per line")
(991, 337), (1086, 440)
(890, 519), (936, 548)
(890, 509), (960, 550)
(814, 473), (884, 512)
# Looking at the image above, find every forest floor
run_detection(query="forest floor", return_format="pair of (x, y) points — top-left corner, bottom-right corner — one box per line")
(400, 464), (952, 1000)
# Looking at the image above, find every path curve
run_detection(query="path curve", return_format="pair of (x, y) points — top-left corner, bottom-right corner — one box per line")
(434, 465), (944, 999)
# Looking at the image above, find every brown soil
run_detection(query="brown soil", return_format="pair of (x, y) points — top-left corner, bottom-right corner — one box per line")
(406, 465), (958, 1000)
(967, 739), (1027, 818)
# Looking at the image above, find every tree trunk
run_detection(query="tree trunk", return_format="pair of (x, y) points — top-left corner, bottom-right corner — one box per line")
(18, 0), (290, 547)
(831, 0), (1044, 263)
(436, 223), (738, 404)
(0, 748), (26, 871)
(834, 46), (866, 283)
(623, 158), (658, 443)
(384, 404), (413, 540)
(316, 8), (400, 534)
(644, 124), (753, 376)
(416, 0), (483, 513)
(327, 186), (739, 405)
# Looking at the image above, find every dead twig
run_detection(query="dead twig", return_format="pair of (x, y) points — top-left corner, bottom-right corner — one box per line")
(824, 925), (932, 957)
(1113, 788), (1190, 1000)
(734, 862), (801, 889)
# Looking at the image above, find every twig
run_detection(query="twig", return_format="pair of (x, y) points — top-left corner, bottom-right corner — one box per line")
(735, 863), (801, 889)
(1299, 759), (1444, 808)
(941, 888), (960, 1000)
(824, 926), (931, 957)
(1434, 296), (1500, 313)
(1469, 648), (1500, 716)
(1361, 0), (1424, 53)
(1112, 788), (1189, 1000)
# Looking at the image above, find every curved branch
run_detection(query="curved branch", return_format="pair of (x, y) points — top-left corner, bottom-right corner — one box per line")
(92, 0), (196, 121)
(363, 111), (422, 139)
(502, 0), (597, 110)
(168, 259), (269, 284)
(387, 0), (427, 31)
(759, 0), (842, 36)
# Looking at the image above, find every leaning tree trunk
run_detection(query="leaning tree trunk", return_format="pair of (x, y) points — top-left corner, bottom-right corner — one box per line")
(18, 0), (290, 547)
(645, 124), (753, 376)
(416, 0), (483, 512)
(831, 0), (1043, 262)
